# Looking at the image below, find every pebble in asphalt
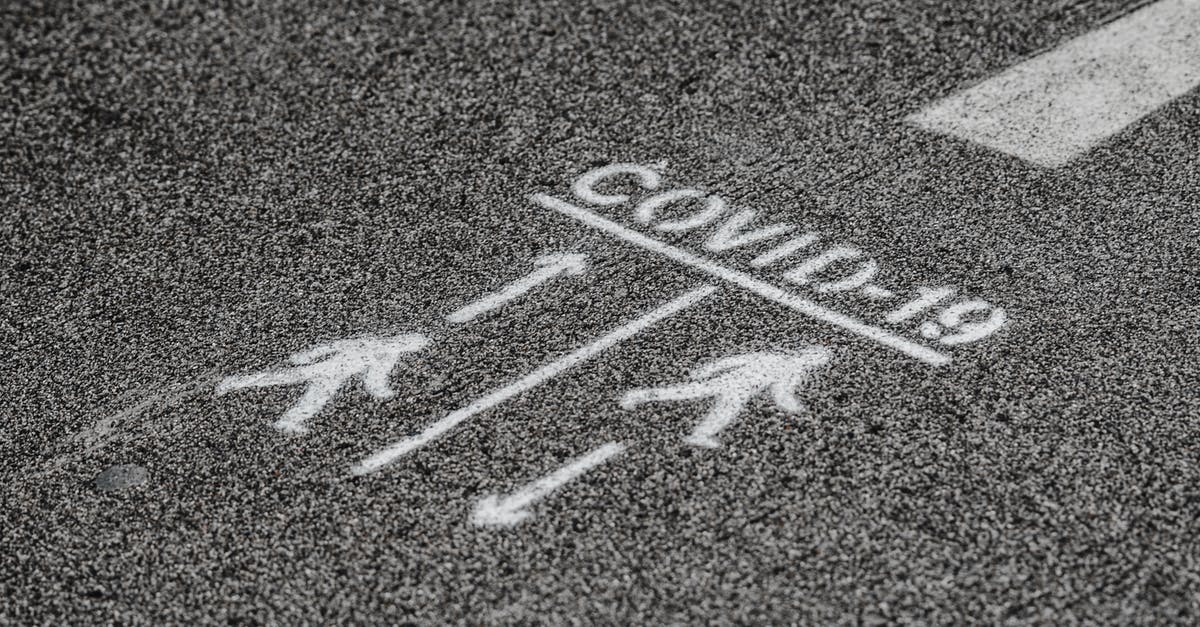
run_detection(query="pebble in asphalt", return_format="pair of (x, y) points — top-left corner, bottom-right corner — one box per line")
(94, 464), (149, 492)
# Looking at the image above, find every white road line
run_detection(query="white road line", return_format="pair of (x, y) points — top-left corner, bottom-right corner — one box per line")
(907, 0), (1200, 167)
(446, 253), (588, 324)
(351, 286), (716, 475)
(532, 194), (951, 366)
(471, 442), (626, 527)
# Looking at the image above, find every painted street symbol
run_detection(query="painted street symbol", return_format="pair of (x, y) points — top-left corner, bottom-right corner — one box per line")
(620, 348), (831, 448)
(352, 286), (715, 475)
(534, 162), (1012, 362)
(472, 442), (626, 527)
(907, 0), (1200, 167)
(217, 334), (430, 434)
(446, 253), (588, 323)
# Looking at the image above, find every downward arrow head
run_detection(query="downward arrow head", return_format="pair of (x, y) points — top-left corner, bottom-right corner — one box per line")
(471, 442), (626, 528)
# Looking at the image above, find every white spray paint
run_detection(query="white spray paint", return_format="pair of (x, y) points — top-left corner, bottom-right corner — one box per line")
(351, 286), (716, 475)
(635, 189), (728, 232)
(217, 334), (430, 434)
(860, 285), (895, 300)
(931, 300), (1009, 345)
(533, 193), (951, 365)
(73, 375), (218, 449)
(703, 209), (794, 253)
(885, 287), (955, 324)
(907, 0), (1200, 167)
(571, 163), (661, 206)
(27, 372), (221, 482)
(446, 253), (588, 324)
(750, 233), (821, 267)
(783, 246), (879, 293)
(621, 348), (831, 448)
(471, 442), (626, 527)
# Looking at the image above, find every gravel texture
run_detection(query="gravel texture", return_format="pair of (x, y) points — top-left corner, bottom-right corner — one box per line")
(3, 0), (1199, 623)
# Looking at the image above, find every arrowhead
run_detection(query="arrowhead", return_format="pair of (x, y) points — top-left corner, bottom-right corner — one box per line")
(471, 495), (532, 527)
(758, 348), (831, 411)
(534, 252), (587, 275)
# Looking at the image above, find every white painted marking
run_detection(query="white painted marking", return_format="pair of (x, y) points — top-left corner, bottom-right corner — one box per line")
(885, 287), (955, 324)
(572, 163), (662, 206)
(533, 193), (951, 366)
(907, 0), (1200, 167)
(635, 189), (728, 232)
(920, 321), (944, 340)
(861, 285), (895, 300)
(782, 245), (879, 293)
(471, 442), (626, 527)
(352, 286), (716, 474)
(750, 233), (820, 267)
(933, 300), (1008, 346)
(217, 335), (429, 434)
(446, 253), (588, 324)
(621, 348), (830, 448)
(703, 209), (794, 253)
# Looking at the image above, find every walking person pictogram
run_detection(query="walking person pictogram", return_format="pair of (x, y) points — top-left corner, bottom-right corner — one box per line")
(217, 334), (430, 434)
(621, 347), (831, 448)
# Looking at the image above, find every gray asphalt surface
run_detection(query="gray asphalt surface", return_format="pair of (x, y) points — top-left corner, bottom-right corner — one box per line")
(4, 0), (1200, 623)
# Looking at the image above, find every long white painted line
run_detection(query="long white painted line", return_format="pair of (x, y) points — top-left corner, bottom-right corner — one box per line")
(446, 253), (588, 324)
(351, 285), (715, 475)
(532, 194), (951, 366)
(472, 442), (627, 527)
(907, 0), (1200, 167)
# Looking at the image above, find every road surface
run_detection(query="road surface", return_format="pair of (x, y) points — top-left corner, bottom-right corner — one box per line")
(3, 0), (1199, 623)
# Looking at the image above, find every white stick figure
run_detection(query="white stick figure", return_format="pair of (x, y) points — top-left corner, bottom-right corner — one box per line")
(621, 347), (831, 447)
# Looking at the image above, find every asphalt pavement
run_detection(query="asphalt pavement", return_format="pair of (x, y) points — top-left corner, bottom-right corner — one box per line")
(3, 0), (1200, 623)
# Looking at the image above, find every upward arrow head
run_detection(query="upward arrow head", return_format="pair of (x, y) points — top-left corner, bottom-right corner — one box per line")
(619, 348), (830, 448)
